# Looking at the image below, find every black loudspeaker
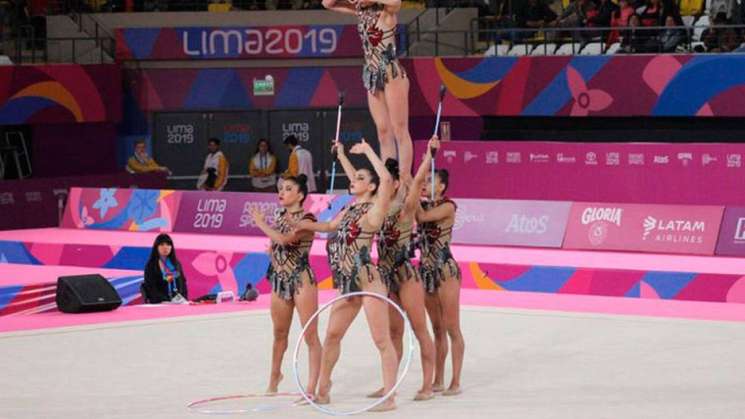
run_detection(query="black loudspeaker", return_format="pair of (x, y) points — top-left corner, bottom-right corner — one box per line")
(56, 275), (122, 313)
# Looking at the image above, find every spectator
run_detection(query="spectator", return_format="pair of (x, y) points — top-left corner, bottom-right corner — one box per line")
(702, 12), (741, 52)
(281, 135), (316, 193)
(608, 0), (635, 44)
(514, 0), (557, 38)
(249, 138), (278, 192)
(638, 0), (662, 27)
(587, 0), (619, 28)
(197, 137), (229, 191)
(659, 14), (685, 51)
(142, 233), (188, 304)
(550, 0), (589, 28)
(126, 140), (170, 174)
(621, 13), (656, 52)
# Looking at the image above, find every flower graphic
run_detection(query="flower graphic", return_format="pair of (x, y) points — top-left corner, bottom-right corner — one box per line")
(128, 189), (159, 224)
(92, 188), (118, 218)
(192, 251), (238, 295)
(566, 66), (613, 116)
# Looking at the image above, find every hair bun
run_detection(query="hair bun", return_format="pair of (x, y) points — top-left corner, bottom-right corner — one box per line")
(384, 158), (399, 175)
(296, 174), (308, 185)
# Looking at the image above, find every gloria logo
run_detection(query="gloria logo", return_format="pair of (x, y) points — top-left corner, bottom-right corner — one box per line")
(557, 153), (576, 163)
(585, 152), (597, 165)
(504, 214), (549, 235)
(581, 207), (622, 246)
(642, 215), (706, 243)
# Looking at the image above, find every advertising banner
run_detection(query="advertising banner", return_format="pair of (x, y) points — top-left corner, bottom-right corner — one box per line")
(563, 202), (724, 255)
(715, 207), (745, 256)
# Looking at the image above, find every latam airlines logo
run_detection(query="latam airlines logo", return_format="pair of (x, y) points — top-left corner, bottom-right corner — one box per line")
(642, 216), (706, 244)
(581, 207), (623, 246)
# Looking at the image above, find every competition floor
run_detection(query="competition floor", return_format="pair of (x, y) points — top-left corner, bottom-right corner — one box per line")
(1, 293), (745, 419)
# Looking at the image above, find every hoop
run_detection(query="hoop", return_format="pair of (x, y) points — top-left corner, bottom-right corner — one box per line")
(187, 392), (300, 415)
(292, 291), (415, 416)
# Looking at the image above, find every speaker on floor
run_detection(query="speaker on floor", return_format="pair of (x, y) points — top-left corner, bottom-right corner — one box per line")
(56, 274), (122, 314)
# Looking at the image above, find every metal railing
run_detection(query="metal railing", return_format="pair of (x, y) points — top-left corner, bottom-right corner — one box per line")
(405, 23), (745, 56)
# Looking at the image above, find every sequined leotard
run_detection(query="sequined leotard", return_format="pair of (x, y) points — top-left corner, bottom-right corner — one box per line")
(417, 198), (460, 294)
(267, 208), (317, 300)
(326, 202), (380, 294)
(356, 2), (406, 92)
(377, 204), (418, 295)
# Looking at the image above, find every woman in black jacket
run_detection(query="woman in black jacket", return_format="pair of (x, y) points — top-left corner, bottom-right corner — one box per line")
(142, 234), (188, 303)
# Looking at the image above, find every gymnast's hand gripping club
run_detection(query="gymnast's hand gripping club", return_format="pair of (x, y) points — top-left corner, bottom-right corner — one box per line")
(431, 85), (446, 201)
(328, 91), (345, 194)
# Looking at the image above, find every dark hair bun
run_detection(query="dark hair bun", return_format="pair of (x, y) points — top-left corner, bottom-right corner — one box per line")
(384, 158), (400, 179)
(296, 174), (308, 185)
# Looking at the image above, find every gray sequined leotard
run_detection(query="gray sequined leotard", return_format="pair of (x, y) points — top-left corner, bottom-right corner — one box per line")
(267, 209), (317, 300)
(417, 198), (461, 294)
(356, 2), (406, 93)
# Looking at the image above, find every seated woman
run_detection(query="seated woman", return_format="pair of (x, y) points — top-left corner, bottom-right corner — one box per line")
(249, 138), (278, 192)
(142, 234), (188, 304)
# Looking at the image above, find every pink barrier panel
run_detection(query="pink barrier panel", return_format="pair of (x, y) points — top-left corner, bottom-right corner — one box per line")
(61, 185), (181, 232)
(453, 199), (570, 247)
(563, 202), (724, 255)
(414, 141), (745, 205)
(2, 172), (167, 231)
(715, 207), (745, 256)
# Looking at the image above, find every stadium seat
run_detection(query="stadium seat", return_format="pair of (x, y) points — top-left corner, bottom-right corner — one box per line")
(554, 43), (582, 55)
(580, 42), (603, 55)
(605, 42), (622, 54)
(531, 43), (557, 55)
(507, 44), (533, 55)
(485, 43), (511, 56)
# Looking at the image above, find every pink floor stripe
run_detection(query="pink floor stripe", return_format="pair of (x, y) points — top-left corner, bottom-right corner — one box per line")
(2, 289), (745, 335)
(3, 228), (745, 275)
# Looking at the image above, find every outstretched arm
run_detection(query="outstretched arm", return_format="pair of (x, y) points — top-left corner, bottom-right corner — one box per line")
(404, 136), (439, 216)
(349, 139), (392, 230)
(251, 209), (300, 245)
(296, 209), (345, 233)
(334, 141), (357, 181)
(322, 0), (357, 15)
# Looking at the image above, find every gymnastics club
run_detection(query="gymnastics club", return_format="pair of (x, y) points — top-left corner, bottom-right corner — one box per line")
(431, 84), (446, 201)
(328, 91), (345, 195)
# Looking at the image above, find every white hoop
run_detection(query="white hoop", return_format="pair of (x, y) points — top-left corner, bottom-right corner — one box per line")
(292, 291), (415, 416)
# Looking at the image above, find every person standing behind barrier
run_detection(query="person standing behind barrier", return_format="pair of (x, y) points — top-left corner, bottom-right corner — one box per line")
(249, 138), (278, 192)
(142, 234), (188, 304)
(197, 138), (229, 191)
(281, 135), (317, 193)
(127, 140), (170, 174)
(322, 0), (415, 181)
(415, 142), (464, 397)
(250, 174), (322, 399)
